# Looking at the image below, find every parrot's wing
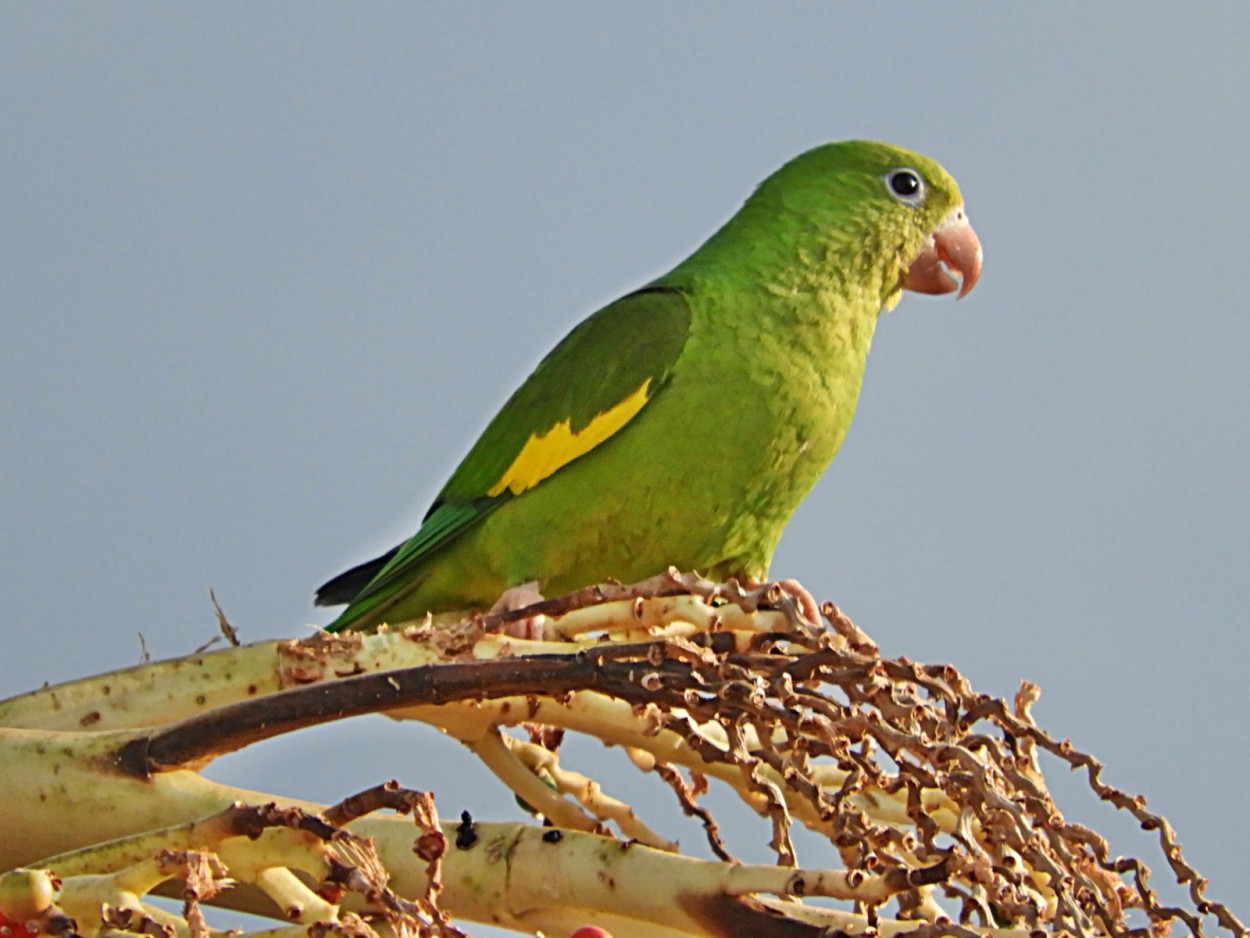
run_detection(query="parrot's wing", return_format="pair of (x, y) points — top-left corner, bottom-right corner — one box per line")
(328, 286), (692, 627)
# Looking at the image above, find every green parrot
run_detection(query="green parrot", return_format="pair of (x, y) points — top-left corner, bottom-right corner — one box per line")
(317, 140), (981, 632)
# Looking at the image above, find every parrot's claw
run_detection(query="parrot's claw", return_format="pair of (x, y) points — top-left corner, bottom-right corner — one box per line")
(488, 581), (549, 640)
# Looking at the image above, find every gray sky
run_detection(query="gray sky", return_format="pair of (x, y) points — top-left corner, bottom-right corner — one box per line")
(3, 4), (1248, 930)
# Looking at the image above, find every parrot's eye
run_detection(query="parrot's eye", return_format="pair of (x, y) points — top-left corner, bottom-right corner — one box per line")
(884, 168), (925, 207)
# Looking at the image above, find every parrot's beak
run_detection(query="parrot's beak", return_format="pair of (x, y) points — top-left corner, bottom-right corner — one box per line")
(902, 210), (982, 299)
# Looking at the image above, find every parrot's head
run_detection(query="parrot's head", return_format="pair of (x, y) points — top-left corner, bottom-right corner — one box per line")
(746, 140), (982, 308)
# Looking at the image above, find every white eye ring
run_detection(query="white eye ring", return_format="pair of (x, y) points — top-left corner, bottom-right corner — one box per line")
(884, 168), (926, 207)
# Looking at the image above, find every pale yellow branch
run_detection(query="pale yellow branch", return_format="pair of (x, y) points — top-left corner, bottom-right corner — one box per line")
(464, 727), (599, 833)
(502, 735), (679, 852)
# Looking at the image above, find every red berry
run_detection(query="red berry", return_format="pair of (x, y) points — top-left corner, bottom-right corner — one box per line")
(0, 910), (39, 938)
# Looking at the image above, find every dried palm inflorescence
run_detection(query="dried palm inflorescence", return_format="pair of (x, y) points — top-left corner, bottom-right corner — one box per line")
(0, 572), (1241, 938)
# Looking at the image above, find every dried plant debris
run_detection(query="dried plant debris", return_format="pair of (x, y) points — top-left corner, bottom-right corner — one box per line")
(0, 572), (1241, 938)
(0, 798), (465, 938)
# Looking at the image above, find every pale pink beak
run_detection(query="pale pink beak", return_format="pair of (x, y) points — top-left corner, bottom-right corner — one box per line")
(902, 210), (983, 299)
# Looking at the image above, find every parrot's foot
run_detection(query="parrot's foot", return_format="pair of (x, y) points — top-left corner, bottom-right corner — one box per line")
(770, 578), (822, 628)
(488, 581), (549, 640)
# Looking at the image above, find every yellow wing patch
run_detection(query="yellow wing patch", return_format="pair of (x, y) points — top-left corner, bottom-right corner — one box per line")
(487, 378), (653, 497)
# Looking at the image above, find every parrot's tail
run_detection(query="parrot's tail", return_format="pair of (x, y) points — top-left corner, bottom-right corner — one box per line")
(314, 547), (398, 606)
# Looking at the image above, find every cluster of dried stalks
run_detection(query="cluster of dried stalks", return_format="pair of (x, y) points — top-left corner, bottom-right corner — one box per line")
(0, 572), (1241, 938)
